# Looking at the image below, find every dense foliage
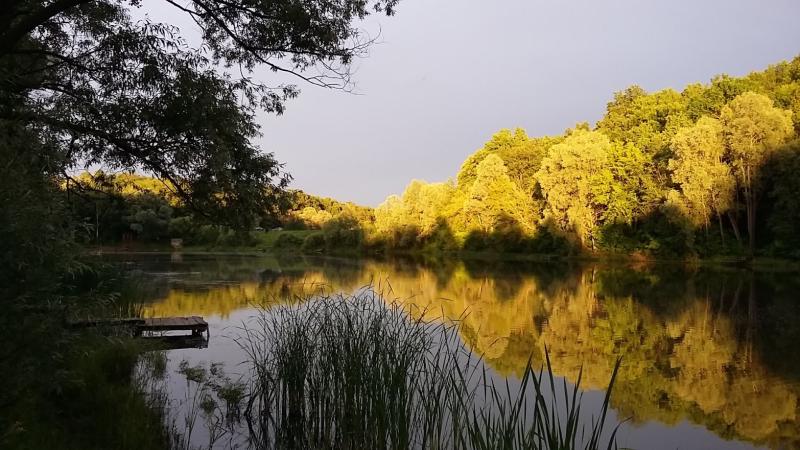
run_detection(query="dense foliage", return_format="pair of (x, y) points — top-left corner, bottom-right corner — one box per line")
(352, 57), (800, 258)
(0, 0), (401, 448)
(50, 56), (800, 262)
(1, 0), (400, 288)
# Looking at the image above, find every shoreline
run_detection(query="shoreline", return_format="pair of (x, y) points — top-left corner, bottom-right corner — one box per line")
(85, 244), (800, 273)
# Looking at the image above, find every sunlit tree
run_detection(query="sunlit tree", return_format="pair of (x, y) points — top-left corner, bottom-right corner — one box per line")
(720, 92), (794, 255)
(669, 117), (736, 243)
(596, 86), (692, 177)
(375, 195), (404, 234)
(591, 142), (660, 226)
(536, 129), (610, 249)
(463, 154), (533, 233)
(374, 179), (455, 245)
(295, 207), (334, 229)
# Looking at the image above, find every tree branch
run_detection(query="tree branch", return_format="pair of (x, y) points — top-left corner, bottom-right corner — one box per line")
(0, 0), (90, 56)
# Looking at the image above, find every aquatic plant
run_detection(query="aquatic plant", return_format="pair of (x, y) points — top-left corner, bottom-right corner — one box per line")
(236, 289), (621, 450)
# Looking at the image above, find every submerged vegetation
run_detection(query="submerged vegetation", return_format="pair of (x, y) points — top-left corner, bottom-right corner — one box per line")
(235, 290), (622, 450)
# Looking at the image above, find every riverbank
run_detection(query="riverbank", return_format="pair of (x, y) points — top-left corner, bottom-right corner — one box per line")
(0, 264), (172, 450)
(86, 229), (800, 273)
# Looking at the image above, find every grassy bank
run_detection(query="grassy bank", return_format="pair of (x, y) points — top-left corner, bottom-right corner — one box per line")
(2, 336), (171, 450)
(0, 265), (171, 450)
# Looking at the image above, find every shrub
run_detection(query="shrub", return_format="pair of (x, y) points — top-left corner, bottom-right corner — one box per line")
(462, 230), (489, 251)
(273, 233), (303, 251)
(301, 232), (326, 253)
(527, 226), (574, 254)
(196, 225), (220, 245)
(322, 217), (363, 250)
(168, 216), (197, 243)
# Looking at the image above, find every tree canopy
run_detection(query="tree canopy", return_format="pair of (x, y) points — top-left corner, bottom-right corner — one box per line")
(1, 0), (399, 228)
(536, 129), (610, 248)
(669, 117), (735, 232)
(358, 56), (800, 258)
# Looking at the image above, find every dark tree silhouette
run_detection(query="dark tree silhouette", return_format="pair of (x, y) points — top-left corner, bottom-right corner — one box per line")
(0, 0), (399, 227)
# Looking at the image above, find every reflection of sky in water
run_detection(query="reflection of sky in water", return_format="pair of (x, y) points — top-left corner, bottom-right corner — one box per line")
(111, 253), (798, 450)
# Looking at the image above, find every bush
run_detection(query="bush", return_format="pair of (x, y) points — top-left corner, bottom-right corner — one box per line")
(322, 216), (363, 250)
(214, 228), (234, 246)
(281, 217), (308, 231)
(526, 226), (573, 255)
(273, 232), (303, 251)
(462, 230), (489, 251)
(396, 226), (420, 249)
(302, 232), (326, 253)
(168, 216), (197, 243)
(196, 224), (220, 245)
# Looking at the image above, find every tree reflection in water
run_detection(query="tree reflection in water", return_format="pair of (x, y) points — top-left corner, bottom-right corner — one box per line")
(116, 254), (800, 449)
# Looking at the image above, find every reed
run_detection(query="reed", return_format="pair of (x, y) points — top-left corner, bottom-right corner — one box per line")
(236, 289), (622, 450)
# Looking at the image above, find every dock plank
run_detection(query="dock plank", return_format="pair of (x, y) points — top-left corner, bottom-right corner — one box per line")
(70, 316), (208, 337)
(140, 316), (208, 333)
(143, 316), (205, 327)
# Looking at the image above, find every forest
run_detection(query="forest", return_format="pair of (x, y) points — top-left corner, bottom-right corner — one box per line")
(71, 55), (800, 260)
(2, 0), (799, 447)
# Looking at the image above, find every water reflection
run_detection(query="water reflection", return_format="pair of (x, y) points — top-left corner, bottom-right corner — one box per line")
(112, 253), (800, 449)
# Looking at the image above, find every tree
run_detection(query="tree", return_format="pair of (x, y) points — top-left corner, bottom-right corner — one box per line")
(669, 117), (736, 243)
(0, 120), (76, 298)
(295, 207), (334, 229)
(478, 128), (532, 191)
(596, 86), (692, 180)
(412, 181), (455, 236)
(495, 136), (559, 196)
(373, 180), (454, 243)
(1, 0), (400, 228)
(766, 140), (800, 253)
(457, 148), (491, 189)
(720, 92), (794, 256)
(375, 195), (403, 233)
(591, 142), (660, 226)
(124, 194), (173, 241)
(742, 57), (800, 134)
(536, 129), (610, 249)
(463, 154), (532, 233)
(681, 74), (758, 122)
(456, 128), (558, 197)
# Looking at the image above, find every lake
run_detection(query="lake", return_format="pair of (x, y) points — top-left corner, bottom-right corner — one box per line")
(106, 253), (800, 450)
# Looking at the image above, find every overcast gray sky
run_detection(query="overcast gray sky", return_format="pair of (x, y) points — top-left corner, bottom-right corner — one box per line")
(141, 0), (800, 206)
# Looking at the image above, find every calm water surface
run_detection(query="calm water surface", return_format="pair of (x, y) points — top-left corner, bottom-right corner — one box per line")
(107, 253), (800, 450)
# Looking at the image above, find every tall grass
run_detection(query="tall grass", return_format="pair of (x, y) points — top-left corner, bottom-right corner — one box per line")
(236, 289), (621, 450)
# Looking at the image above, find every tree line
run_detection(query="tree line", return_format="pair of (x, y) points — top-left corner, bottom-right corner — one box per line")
(50, 56), (800, 261)
(295, 56), (800, 259)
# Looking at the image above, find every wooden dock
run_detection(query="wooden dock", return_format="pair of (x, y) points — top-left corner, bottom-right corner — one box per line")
(70, 316), (209, 338)
(135, 316), (209, 336)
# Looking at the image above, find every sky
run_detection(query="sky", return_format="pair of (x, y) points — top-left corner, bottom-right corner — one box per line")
(140, 0), (800, 206)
